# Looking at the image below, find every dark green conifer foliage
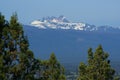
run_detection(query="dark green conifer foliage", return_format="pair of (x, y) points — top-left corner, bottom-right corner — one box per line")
(0, 13), (7, 79)
(0, 13), (37, 79)
(48, 53), (66, 80)
(41, 53), (66, 80)
(0, 13), (66, 80)
(114, 76), (120, 80)
(77, 45), (115, 80)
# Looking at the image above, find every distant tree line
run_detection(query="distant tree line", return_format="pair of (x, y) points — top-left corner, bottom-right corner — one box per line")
(0, 13), (119, 80)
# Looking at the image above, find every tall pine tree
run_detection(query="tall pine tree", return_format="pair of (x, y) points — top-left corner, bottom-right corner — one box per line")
(77, 45), (115, 80)
(41, 53), (66, 80)
(0, 13), (66, 80)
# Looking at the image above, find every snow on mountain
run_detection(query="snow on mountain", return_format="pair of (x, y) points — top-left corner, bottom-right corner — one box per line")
(30, 16), (120, 32)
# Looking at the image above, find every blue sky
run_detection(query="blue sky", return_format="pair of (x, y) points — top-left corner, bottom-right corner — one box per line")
(0, 0), (120, 27)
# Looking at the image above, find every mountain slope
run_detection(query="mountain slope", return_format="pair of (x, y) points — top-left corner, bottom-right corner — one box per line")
(23, 25), (120, 64)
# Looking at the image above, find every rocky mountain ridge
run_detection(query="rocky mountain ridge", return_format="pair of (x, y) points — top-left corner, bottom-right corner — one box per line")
(30, 16), (120, 32)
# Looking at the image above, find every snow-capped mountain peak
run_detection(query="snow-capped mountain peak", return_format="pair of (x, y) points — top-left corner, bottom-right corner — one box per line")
(31, 16), (88, 30)
(30, 16), (120, 32)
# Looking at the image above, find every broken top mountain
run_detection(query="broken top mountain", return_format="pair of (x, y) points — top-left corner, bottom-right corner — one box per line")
(30, 15), (120, 32)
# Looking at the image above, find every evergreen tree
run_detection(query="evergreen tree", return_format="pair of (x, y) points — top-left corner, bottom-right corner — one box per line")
(48, 53), (66, 80)
(41, 53), (66, 80)
(0, 13), (36, 80)
(0, 13), (66, 80)
(77, 45), (115, 80)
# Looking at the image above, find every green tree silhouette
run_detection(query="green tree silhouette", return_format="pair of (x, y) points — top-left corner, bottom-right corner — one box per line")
(77, 45), (115, 80)
(0, 13), (66, 80)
